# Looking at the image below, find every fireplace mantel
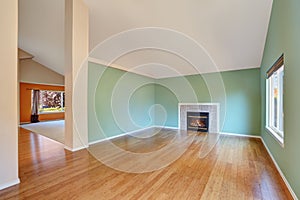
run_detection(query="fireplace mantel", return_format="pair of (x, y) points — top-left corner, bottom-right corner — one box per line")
(178, 103), (220, 133)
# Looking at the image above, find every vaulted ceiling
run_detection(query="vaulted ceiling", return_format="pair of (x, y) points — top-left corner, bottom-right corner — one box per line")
(18, 0), (273, 78)
(19, 0), (65, 75)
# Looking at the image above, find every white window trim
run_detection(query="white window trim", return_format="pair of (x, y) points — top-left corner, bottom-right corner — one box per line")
(265, 65), (284, 147)
(265, 126), (284, 147)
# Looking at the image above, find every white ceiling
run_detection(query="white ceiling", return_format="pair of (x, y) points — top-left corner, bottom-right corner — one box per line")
(18, 0), (65, 75)
(19, 0), (273, 78)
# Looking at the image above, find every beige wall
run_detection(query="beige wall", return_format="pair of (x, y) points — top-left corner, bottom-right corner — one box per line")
(0, 0), (19, 190)
(19, 59), (64, 85)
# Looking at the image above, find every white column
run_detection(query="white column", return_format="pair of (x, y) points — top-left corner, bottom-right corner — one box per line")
(0, 0), (20, 190)
(64, 0), (89, 151)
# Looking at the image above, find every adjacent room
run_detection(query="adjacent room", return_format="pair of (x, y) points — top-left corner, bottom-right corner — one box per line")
(0, 0), (299, 199)
(18, 49), (65, 144)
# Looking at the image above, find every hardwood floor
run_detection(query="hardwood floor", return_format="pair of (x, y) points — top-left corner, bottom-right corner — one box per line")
(0, 128), (293, 200)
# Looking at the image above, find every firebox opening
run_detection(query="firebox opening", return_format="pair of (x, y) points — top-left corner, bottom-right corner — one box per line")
(187, 112), (209, 132)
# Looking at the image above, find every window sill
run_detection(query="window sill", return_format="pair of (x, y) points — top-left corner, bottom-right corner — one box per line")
(265, 126), (284, 148)
(39, 111), (65, 115)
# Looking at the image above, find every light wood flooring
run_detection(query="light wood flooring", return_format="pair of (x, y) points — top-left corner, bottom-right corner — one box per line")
(0, 128), (293, 199)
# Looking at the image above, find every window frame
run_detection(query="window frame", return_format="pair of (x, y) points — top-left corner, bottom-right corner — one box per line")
(265, 54), (284, 146)
(37, 90), (65, 114)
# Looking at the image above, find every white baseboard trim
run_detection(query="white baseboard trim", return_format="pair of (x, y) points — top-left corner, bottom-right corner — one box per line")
(220, 132), (261, 139)
(155, 126), (179, 130)
(89, 126), (155, 145)
(260, 138), (298, 200)
(64, 145), (88, 152)
(0, 178), (20, 190)
(88, 126), (179, 145)
(88, 132), (130, 145)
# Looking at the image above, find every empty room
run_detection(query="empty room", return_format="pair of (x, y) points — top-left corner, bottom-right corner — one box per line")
(0, 0), (299, 199)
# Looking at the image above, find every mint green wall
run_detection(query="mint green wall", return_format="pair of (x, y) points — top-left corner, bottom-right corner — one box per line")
(156, 68), (261, 135)
(154, 84), (179, 127)
(89, 62), (261, 142)
(260, 0), (300, 198)
(129, 84), (155, 127)
(88, 62), (155, 141)
(221, 69), (261, 135)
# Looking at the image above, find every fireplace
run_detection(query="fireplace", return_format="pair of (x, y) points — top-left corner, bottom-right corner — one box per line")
(187, 112), (209, 132)
(179, 103), (219, 133)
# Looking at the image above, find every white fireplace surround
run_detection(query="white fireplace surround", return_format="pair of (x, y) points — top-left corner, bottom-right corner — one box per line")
(178, 103), (220, 133)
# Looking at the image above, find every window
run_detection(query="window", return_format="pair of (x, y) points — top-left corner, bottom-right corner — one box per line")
(37, 90), (65, 113)
(266, 54), (284, 145)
